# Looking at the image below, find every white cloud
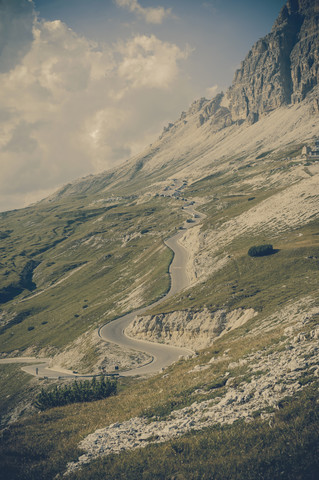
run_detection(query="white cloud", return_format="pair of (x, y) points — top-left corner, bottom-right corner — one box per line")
(0, 0), (193, 212)
(115, 0), (172, 24)
(117, 35), (190, 90)
(206, 84), (220, 98)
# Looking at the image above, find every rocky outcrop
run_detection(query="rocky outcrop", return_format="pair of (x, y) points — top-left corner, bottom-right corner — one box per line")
(290, 1), (319, 102)
(228, 0), (319, 121)
(197, 93), (233, 129)
(126, 308), (257, 350)
(200, 0), (319, 127)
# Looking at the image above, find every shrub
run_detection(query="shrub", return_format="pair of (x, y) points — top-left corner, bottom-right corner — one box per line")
(248, 244), (274, 257)
(34, 376), (117, 411)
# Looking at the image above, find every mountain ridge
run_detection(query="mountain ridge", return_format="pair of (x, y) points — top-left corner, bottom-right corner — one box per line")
(45, 0), (319, 203)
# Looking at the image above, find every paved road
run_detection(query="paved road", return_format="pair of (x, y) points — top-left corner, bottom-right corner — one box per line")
(99, 205), (205, 376)
(0, 205), (204, 378)
(0, 357), (93, 378)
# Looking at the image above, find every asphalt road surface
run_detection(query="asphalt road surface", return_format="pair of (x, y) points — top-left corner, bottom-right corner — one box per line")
(99, 205), (205, 376)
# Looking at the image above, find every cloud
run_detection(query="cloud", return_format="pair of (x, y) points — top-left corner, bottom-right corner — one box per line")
(115, 0), (172, 24)
(206, 84), (220, 98)
(0, 0), (193, 212)
(117, 35), (190, 90)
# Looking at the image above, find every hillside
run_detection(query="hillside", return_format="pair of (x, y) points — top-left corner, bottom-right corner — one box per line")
(0, 0), (319, 478)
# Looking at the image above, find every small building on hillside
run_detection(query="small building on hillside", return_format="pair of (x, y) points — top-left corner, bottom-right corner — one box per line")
(302, 139), (319, 160)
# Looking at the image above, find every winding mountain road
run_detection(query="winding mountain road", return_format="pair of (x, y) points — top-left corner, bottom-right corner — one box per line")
(99, 207), (203, 376)
(0, 204), (204, 378)
(99, 206), (204, 376)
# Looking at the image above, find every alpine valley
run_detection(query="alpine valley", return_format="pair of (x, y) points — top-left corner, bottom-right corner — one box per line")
(0, 1), (319, 479)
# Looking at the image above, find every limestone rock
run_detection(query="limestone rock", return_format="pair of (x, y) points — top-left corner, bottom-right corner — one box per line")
(126, 308), (257, 350)
(200, 0), (319, 126)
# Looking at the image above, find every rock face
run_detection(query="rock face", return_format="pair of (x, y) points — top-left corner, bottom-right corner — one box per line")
(126, 308), (257, 350)
(290, 0), (319, 102)
(203, 0), (319, 126)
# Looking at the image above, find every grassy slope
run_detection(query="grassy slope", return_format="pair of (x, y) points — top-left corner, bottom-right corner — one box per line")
(0, 195), (181, 354)
(0, 364), (34, 425)
(150, 219), (319, 317)
(0, 323), (318, 479)
(0, 145), (318, 479)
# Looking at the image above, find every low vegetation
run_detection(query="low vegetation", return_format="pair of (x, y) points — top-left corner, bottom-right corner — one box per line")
(248, 244), (274, 257)
(34, 376), (117, 411)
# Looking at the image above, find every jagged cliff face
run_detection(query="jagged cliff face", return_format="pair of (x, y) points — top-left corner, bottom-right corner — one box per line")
(225, 0), (319, 123)
(170, 0), (319, 133)
(290, 0), (319, 104)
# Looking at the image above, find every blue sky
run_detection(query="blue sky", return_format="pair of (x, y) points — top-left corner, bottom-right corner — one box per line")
(0, 0), (285, 211)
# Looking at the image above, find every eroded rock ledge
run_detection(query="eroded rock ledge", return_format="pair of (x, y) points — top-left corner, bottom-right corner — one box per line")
(126, 308), (257, 350)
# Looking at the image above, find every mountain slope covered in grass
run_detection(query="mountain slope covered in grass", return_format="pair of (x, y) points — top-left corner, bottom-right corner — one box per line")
(0, 0), (319, 478)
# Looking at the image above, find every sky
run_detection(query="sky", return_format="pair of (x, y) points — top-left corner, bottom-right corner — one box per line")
(0, 0), (284, 212)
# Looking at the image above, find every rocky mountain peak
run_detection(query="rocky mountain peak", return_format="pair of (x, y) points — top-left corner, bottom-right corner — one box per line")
(157, 0), (318, 143)
(225, 0), (319, 123)
(192, 0), (318, 129)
